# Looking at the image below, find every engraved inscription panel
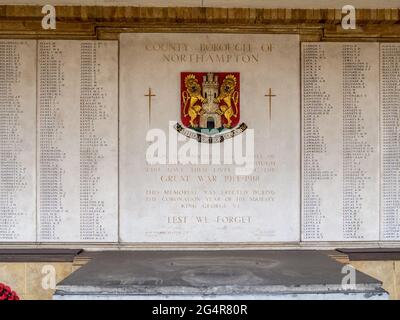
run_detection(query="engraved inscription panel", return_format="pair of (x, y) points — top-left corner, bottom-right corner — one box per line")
(38, 40), (118, 242)
(0, 40), (36, 242)
(302, 43), (380, 241)
(120, 33), (301, 243)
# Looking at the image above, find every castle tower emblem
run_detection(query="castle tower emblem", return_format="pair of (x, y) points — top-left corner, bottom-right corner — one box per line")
(181, 72), (240, 134)
(200, 73), (222, 129)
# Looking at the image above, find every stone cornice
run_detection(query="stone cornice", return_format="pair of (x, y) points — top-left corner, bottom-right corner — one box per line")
(0, 6), (399, 40)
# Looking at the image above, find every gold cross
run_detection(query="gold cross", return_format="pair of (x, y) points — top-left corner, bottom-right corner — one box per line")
(264, 88), (276, 122)
(144, 88), (156, 126)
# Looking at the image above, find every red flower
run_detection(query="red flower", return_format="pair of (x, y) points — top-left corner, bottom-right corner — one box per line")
(0, 283), (19, 301)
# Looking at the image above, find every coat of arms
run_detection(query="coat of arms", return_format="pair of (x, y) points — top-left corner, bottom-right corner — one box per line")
(176, 72), (247, 143)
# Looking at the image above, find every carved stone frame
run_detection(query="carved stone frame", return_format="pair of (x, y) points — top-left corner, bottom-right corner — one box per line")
(0, 5), (399, 249)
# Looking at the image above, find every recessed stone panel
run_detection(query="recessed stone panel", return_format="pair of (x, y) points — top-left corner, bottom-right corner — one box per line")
(120, 33), (301, 242)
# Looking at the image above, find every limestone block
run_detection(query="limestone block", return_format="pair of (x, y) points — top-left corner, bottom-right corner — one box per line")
(351, 261), (395, 299)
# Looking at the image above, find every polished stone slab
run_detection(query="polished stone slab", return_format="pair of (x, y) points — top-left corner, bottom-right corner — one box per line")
(54, 250), (388, 300)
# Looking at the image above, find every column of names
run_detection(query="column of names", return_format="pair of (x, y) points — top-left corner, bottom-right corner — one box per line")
(0, 40), (36, 241)
(38, 40), (118, 242)
(381, 44), (400, 240)
(302, 43), (380, 241)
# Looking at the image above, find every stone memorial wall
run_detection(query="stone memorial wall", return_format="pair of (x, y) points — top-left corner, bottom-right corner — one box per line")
(0, 35), (399, 245)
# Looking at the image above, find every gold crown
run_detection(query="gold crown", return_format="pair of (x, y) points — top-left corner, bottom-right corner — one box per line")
(184, 74), (197, 87)
(224, 74), (237, 86)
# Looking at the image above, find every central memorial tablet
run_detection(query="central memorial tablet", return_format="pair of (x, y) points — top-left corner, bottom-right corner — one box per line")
(119, 33), (301, 243)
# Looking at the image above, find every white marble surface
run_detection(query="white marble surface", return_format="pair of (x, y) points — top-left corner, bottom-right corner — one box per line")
(37, 40), (118, 242)
(302, 42), (380, 241)
(0, 40), (36, 241)
(120, 33), (301, 243)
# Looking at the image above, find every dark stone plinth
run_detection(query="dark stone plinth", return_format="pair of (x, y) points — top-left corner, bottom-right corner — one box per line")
(338, 248), (400, 261)
(0, 249), (82, 262)
(54, 250), (388, 300)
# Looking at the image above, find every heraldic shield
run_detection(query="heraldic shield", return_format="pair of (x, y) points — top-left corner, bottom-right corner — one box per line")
(181, 72), (241, 134)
